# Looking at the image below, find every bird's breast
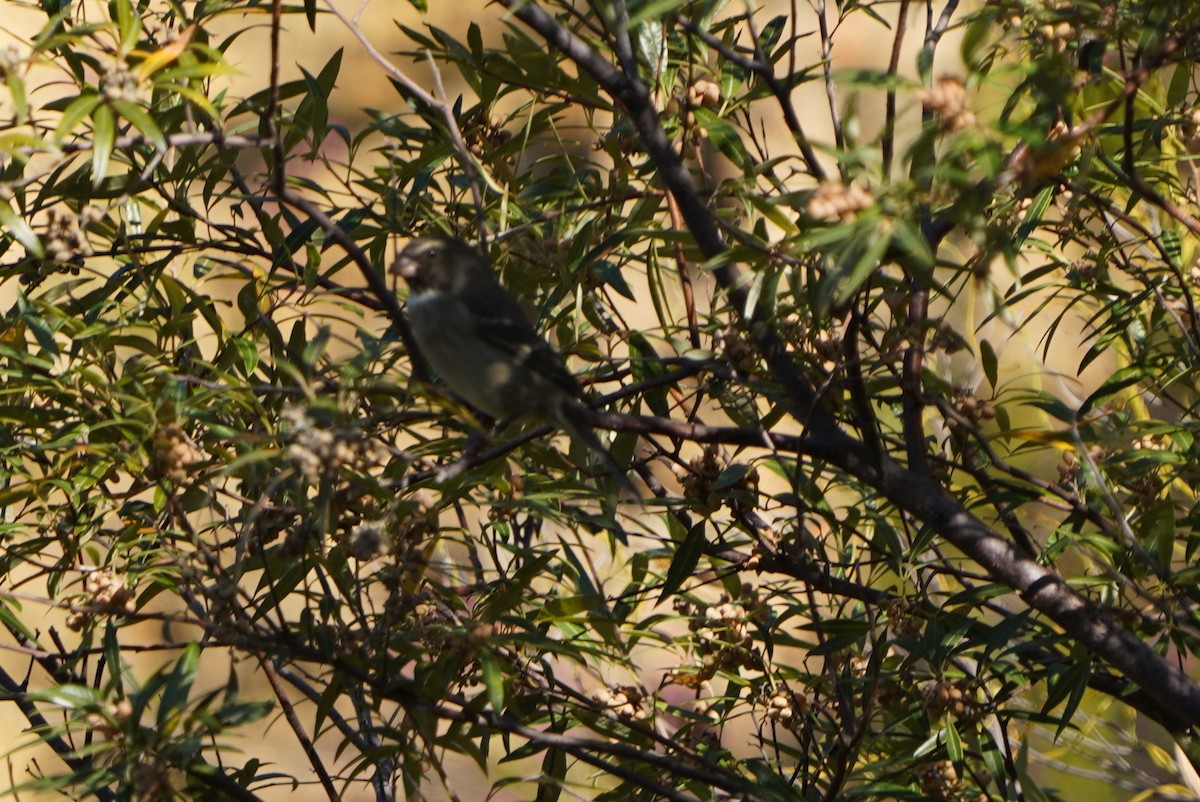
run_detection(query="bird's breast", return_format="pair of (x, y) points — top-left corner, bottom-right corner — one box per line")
(406, 292), (560, 420)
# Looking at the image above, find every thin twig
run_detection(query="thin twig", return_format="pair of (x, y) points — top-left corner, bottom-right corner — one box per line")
(260, 660), (340, 802)
(881, 0), (910, 177)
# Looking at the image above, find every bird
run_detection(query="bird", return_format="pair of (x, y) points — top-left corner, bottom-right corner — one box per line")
(390, 235), (633, 491)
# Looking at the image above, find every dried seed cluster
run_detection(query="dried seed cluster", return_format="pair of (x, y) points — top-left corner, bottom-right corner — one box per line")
(669, 587), (767, 686)
(66, 569), (135, 631)
(463, 110), (513, 159)
(346, 521), (386, 560)
(0, 44), (23, 77)
(1037, 19), (1076, 54)
(284, 404), (390, 485)
(883, 598), (924, 638)
(1132, 433), (1170, 452)
(1181, 109), (1200, 154)
(674, 444), (758, 516)
(85, 698), (134, 738)
(916, 759), (961, 799)
(917, 76), (976, 132)
(590, 684), (652, 721)
(921, 678), (978, 719)
(665, 77), (722, 129)
(101, 59), (139, 102)
(929, 321), (967, 355)
(720, 330), (757, 374)
(44, 206), (102, 263)
(948, 388), (995, 427)
(806, 181), (873, 223)
(759, 686), (808, 724)
(1057, 446), (1105, 484)
(152, 422), (203, 484)
(685, 78), (721, 109)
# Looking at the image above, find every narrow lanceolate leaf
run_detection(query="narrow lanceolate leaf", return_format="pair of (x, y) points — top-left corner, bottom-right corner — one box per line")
(134, 24), (196, 81)
(53, 92), (102, 145)
(27, 684), (103, 709)
(0, 197), (42, 257)
(480, 649), (505, 712)
(7, 72), (28, 122)
(113, 0), (140, 51)
(158, 642), (201, 733)
(110, 99), (165, 149)
(91, 103), (116, 185)
(659, 521), (706, 603)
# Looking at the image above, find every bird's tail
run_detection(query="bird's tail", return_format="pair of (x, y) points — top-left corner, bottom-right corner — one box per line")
(556, 401), (636, 495)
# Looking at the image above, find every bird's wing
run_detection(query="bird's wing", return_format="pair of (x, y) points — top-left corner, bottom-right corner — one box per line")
(460, 278), (582, 397)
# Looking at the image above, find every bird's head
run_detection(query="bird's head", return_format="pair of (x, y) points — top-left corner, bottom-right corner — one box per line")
(390, 236), (488, 294)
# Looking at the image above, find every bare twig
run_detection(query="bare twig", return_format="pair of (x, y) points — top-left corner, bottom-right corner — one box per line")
(261, 661), (338, 801)
(881, 0), (910, 177)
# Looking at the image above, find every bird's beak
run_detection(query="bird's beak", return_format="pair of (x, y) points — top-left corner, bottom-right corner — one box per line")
(389, 255), (417, 281)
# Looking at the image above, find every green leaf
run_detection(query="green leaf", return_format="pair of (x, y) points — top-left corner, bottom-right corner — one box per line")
(534, 747), (566, 802)
(628, 331), (670, 416)
(1080, 365), (1147, 415)
(7, 72), (28, 123)
(980, 339), (998, 390)
(1014, 186), (1054, 250)
(53, 92), (101, 144)
(818, 217), (892, 313)
(1140, 499), (1177, 568)
(591, 260), (635, 300)
(635, 17), (665, 87)
(164, 83), (220, 119)
(756, 15), (787, 58)
(91, 103), (115, 186)
(113, 0), (140, 51)
(1162, 229), (1182, 267)
(232, 335), (259, 376)
(0, 197), (43, 257)
(712, 463), (751, 491)
(694, 108), (750, 169)
(466, 22), (483, 60)
(158, 642), (200, 734)
(0, 597), (36, 644)
(110, 99), (165, 149)
(891, 218), (935, 276)
(541, 594), (602, 618)
(480, 649), (505, 712)
(626, 0), (686, 27)
(16, 290), (57, 354)
(28, 683), (103, 709)
(944, 720), (963, 762)
(1013, 737), (1053, 802)
(913, 728), (943, 758)
(1022, 393), (1077, 423)
(1042, 657), (1090, 738)
(659, 521), (706, 603)
(1168, 59), (1192, 107)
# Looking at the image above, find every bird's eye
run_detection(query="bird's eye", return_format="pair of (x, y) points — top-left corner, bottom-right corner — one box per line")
(426, 247), (437, 258)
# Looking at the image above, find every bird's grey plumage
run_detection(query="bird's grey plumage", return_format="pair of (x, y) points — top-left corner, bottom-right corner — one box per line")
(391, 236), (633, 491)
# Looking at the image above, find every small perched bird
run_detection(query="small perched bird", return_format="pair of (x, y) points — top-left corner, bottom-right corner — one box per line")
(391, 236), (632, 489)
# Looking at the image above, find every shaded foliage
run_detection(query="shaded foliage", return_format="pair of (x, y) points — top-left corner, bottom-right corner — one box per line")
(1, 0), (1200, 800)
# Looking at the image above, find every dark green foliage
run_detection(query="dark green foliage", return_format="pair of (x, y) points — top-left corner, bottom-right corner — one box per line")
(1, 1), (1199, 800)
